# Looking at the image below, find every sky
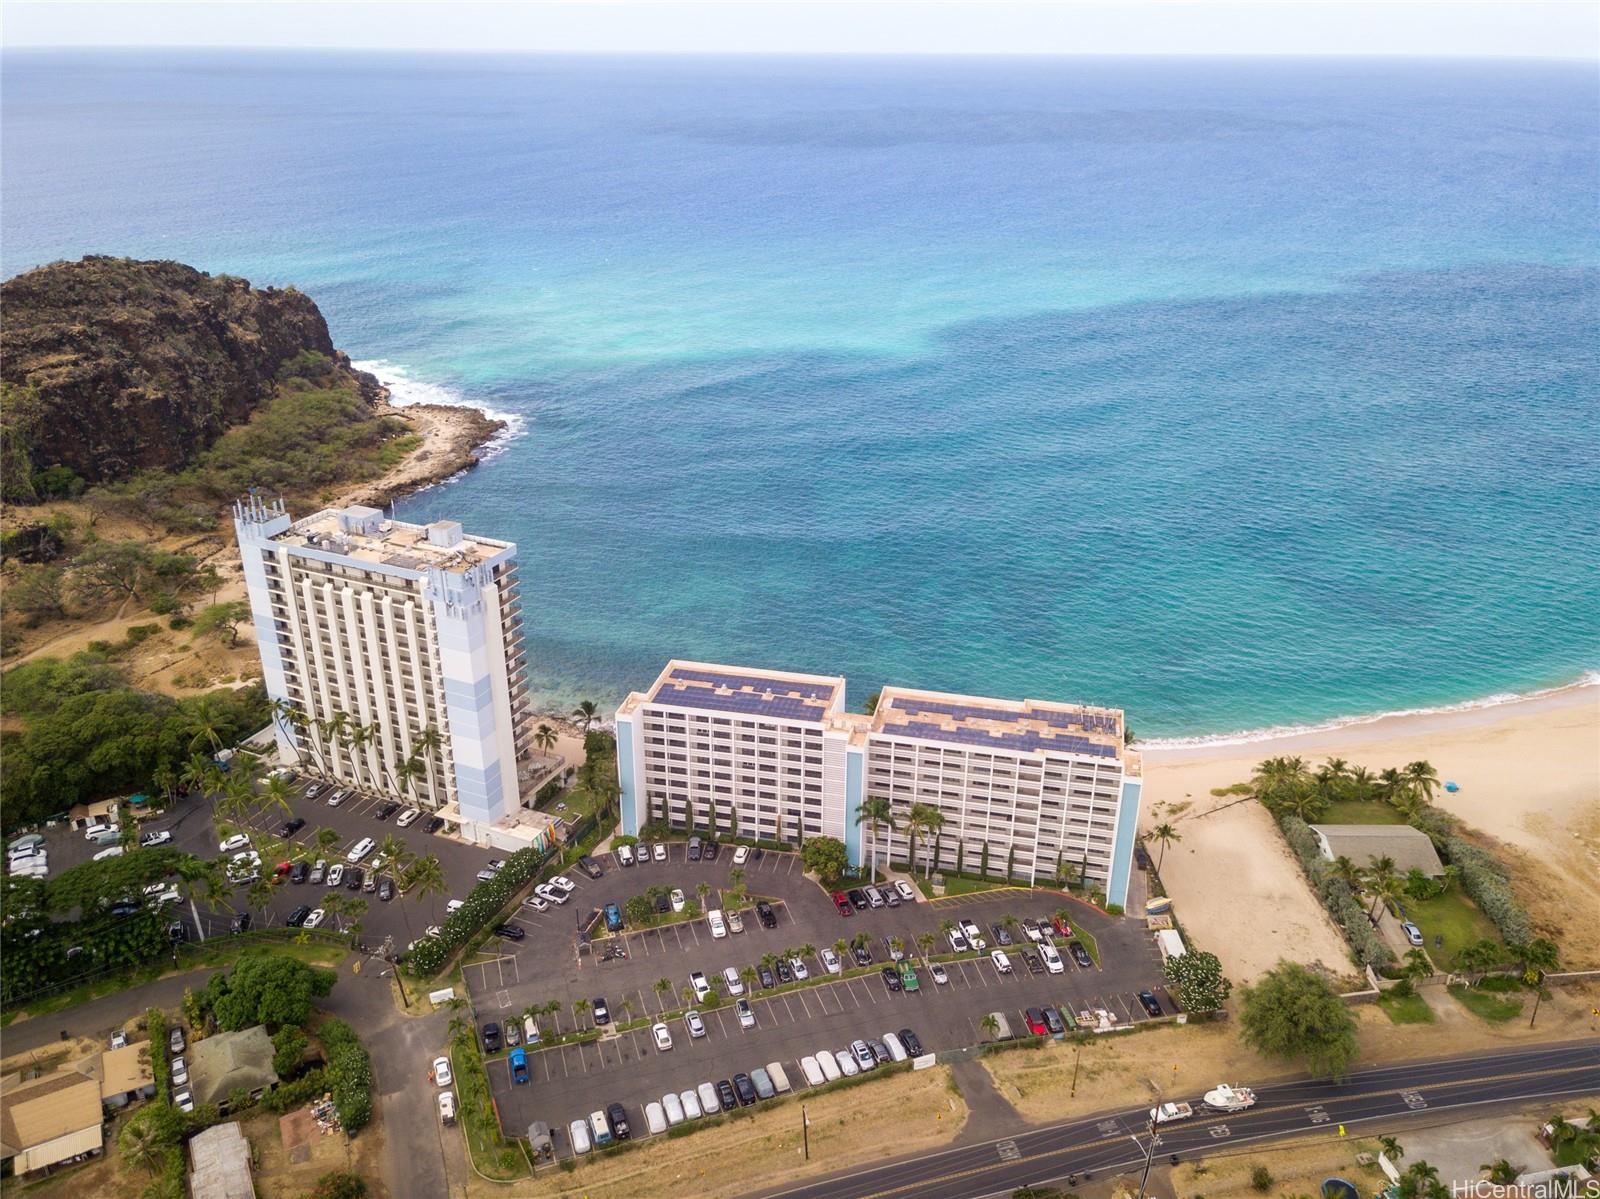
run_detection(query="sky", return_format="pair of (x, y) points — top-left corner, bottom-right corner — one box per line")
(4, 0), (1597, 58)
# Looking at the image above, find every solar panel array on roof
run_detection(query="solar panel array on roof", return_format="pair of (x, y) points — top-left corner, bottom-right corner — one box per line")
(893, 720), (1118, 758)
(653, 685), (827, 723)
(891, 696), (1116, 735)
(669, 667), (836, 701)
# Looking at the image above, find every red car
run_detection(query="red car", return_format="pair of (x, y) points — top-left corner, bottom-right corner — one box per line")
(832, 891), (853, 917)
(1024, 1007), (1048, 1036)
(1051, 915), (1073, 938)
(272, 861), (293, 883)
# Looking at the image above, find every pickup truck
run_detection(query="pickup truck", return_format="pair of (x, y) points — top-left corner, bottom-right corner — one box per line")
(1150, 1101), (1194, 1124)
(1203, 1084), (1258, 1112)
(510, 1047), (529, 1085)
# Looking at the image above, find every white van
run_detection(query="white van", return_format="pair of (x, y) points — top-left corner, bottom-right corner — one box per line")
(707, 909), (727, 939)
(616, 843), (635, 867)
(346, 837), (375, 864)
(881, 1033), (908, 1062)
(569, 1118), (591, 1155)
(589, 1110), (613, 1147)
(87, 826), (121, 846)
(644, 1101), (667, 1135)
(92, 845), (125, 860)
(697, 1081), (720, 1114)
(722, 966), (744, 996)
(523, 1015), (539, 1044)
(1040, 943), (1065, 974)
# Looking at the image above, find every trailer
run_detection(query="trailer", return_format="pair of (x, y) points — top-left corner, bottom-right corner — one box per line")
(1203, 1084), (1257, 1112)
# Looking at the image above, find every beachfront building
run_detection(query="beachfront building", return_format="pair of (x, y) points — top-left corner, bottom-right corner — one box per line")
(233, 496), (544, 846)
(616, 660), (1143, 907)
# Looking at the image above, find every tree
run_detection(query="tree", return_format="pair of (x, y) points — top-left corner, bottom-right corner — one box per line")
(801, 835), (848, 882)
(1378, 1135), (1405, 1164)
(173, 854), (227, 944)
(861, 691), (880, 715)
(405, 854), (448, 921)
(1238, 961), (1358, 1078)
(572, 700), (600, 731)
(1505, 937), (1559, 985)
(980, 1013), (1000, 1038)
(1150, 823), (1182, 871)
(117, 1101), (186, 1174)
(1398, 1160), (1447, 1199)
(311, 1173), (369, 1199)
(1163, 949), (1233, 1014)
(1481, 1160), (1520, 1185)
(191, 600), (252, 647)
(856, 797), (895, 884)
(209, 953), (337, 1031)
(1452, 938), (1504, 975)
(624, 894), (654, 926)
(8, 564), (70, 624)
(534, 723), (558, 754)
(919, 807), (946, 878)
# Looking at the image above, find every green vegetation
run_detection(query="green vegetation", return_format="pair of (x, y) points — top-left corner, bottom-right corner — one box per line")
(1402, 889), (1501, 965)
(1239, 961), (1359, 1079)
(1376, 988), (1436, 1024)
(1277, 814), (1393, 969)
(801, 835), (849, 882)
(1162, 948), (1232, 1015)
(1447, 982), (1523, 1023)
(405, 846), (544, 977)
(310, 1174), (369, 1199)
(318, 1016), (374, 1132)
(1316, 798), (1406, 825)
(202, 954), (337, 1031)
(450, 1031), (530, 1180)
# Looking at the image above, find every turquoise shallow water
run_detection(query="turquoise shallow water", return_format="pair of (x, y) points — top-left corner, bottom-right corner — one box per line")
(4, 52), (1597, 736)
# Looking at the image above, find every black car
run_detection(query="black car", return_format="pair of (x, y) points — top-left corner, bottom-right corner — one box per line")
(716, 1079), (738, 1111)
(757, 965), (776, 988)
(493, 922), (526, 941)
(577, 855), (604, 879)
(1023, 950), (1044, 975)
(880, 966), (902, 993)
(424, 816), (446, 834)
(653, 892), (671, 914)
(345, 867), (364, 891)
(992, 923), (1014, 946)
(482, 1022), (501, 1052)
(847, 889), (869, 910)
(289, 861), (309, 884)
(286, 905), (312, 927)
(606, 1102), (631, 1141)
(229, 912), (252, 934)
(868, 1038), (893, 1065)
(703, 840), (720, 862)
(851, 942), (873, 967)
(755, 901), (777, 929)
(731, 1073), (757, 1106)
(109, 900), (139, 918)
(1042, 1006), (1066, 1035)
(377, 877), (394, 902)
(775, 958), (793, 984)
(897, 1027), (923, 1056)
(1068, 941), (1094, 969)
(1137, 990), (1165, 1018)
(375, 802), (399, 822)
(278, 817), (306, 837)
(592, 997), (610, 1025)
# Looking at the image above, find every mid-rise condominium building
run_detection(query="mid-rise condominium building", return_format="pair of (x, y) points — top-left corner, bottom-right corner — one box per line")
(615, 660), (1142, 907)
(233, 497), (539, 846)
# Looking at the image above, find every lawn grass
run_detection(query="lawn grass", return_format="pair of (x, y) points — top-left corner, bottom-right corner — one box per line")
(1376, 988), (1436, 1024)
(1448, 982), (1523, 1023)
(1403, 889), (1500, 967)
(450, 1038), (531, 1181)
(1317, 798), (1404, 825)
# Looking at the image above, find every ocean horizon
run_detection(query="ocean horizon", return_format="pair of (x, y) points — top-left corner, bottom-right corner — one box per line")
(4, 50), (1597, 737)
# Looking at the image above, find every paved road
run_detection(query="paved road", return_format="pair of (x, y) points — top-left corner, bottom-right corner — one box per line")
(749, 1040), (1600, 1199)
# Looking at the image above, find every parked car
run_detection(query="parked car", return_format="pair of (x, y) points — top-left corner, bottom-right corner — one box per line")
(606, 1102), (631, 1140)
(481, 1022), (501, 1052)
(592, 997), (610, 1025)
(396, 807), (422, 828)
(309, 859), (327, 884)
(851, 942), (873, 967)
(616, 843), (635, 867)
(816, 1050), (843, 1082)
(894, 879), (916, 902)
(928, 961), (949, 985)
(670, 887), (686, 912)
(821, 947), (842, 974)
(549, 874), (576, 893)
(139, 830), (173, 848)
(1137, 990), (1165, 1018)
(1040, 943), (1065, 974)
(493, 922), (525, 941)
(1022, 950), (1043, 975)
(510, 1048), (529, 1083)
(304, 909), (326, 929)
(864, 886), (885, 909)
(504, 1021), (521, 1047)
(679, 1087), (703, 1119)
(170, 1056), (188, 1086)
(326, 864), (345, 887)
(568, 1117), (591, 1154)
(755, 901), (777, 929)
(687, 837), (703, 861)
(219, 833), (250, 854)
(1025, 1007), (1049, 1035)
(833, 891), (853, 917)
(703, 840), (720, 862)
(375, 802), (399, 822)
(850, 1040), (877, 1071)
(715, 1079), (738, 1111)
(346, 837), (375, 863)
(438, 1091), (457, 1125)
(947, 928), (969, 953)
(847, 889), (869, 911)
(378, 877), (394, 902)
(880, 966), (902, 993)
(731, 1073), (756, 1105)
(523, 893), (548, 912)
(424, 816), (446, 834)
(286, 905), (312, 927)
(651, 1022), (673, 1051)
(577, 855), (604, 879)
(722, 966), (745, 996)
(327, 790), (347, 807)
(1042, 1007), (1066, 1035)
(653, 843), (667, 862)
(169, 1026), (186, 1054)
(662, 1090), (684, 1124)
(960, 920), (987, 950)
(750, 1067), (776, 1100)
(867, 1038), (893, 1065)
(991, 922), (1015, 946)
(690, 971), (712, 1002)
(684, 1009), (706, 1038)
(603, 902), (624, 932)
(1053, 914), (1074, 938)
(277, 817), (306, 837)
(757, 964), (776, 988)
(230, 912), (251, 934)
(733, 845), (750, 865)
(789, 955), (809, 980)
(990, 950), (1013, 974)
(882, 885), (901, 908)
(289, 861), (310, 884)
(174, 1089), (194, 1113)
(1068, 940), (1094, 969)
(345, 867), (364, 891)
(736, 999), (756, 1030)
(110, 1030), (128, 1049)
(898, 1027), (924, 1056)
(1401, 921), (1425, 947)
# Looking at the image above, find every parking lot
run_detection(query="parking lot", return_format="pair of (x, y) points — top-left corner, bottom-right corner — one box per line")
(464, 843), (1174, 1155)
(130, 779), (502, 951)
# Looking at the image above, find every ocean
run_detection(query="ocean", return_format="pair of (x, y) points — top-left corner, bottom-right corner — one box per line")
(4, 51), (1597, 740)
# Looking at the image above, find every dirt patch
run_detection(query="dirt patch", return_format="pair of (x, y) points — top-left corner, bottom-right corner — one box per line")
(245, 1105), (389, 1199)
(1166, 1128), (1389, 1199)
(466, 1065), (966, 1199)
(2, 1035), (100, 1077)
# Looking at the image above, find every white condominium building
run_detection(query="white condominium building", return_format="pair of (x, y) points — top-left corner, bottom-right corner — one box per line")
(617, 660), (1143, 908)
(233, 497), (532, 841)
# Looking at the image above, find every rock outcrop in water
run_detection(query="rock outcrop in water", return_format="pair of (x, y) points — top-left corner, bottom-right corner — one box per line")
(0, 255), (383, 488)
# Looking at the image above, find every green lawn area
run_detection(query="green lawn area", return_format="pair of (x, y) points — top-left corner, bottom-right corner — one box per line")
(1403, 889), (1500, 967)
(1318, 798), (1404, 825)
(1377, 988), (1436, 1024)
(1448, 982), (1523, 1023)
(450, 1040), (531, 1180)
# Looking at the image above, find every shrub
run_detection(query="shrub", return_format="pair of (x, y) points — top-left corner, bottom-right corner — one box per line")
(320, 1017), (373, 1133)
(1163, 949), (1232, 1014)
(263, 1067), (328, 1113)
(405, 846), (545, 976)
(1251, 1165), (1274, 1192)
(146, 1008), (170, 1094)
(272, 1026), (309, 1077)
(1444, 835), (1530, 943)
(310, 1172), (368, 1199)
(1279, 815), (1394, 968)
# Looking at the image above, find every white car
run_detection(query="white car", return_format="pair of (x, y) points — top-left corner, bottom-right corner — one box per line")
(789, 956), (809, 981)
(670, 888), (686, 912)
(170, 1056), (188, 1086)
(961, 920), (987, 950)
(549, 875), (576, 893)
(990, 949), (1013, 974)
(396, 807), (422, 828)
(707, 909), (727, 939)
(947, 929), (969, 953)
(1040, 943), (1065, 974)
(326, 864), (344, 887)
(697, 1081), (720, 1114)
(535, 883), (568, 905)
(327, 790), (346, 807)
(894, 879), (916, 902)
(569, 1117), (591, 1154)
(723, 966), (745, 996)
(140, 830), (173, 848)
(651, 1022), (673, 1051)
(433, 1056), (453, 1087)
(663, 1091), (684, 1125)
(446, 899), (464, 913)
(523, 894), (549, 912)
(820, 947), (842, 974)
(155, 888), (180, 906)
(690, 971), (712, 1002)
(881, 1032), (908, 1062)
(345, 837), (375, 864)
(736, 999), (756, 1029)
(851, 1039), (877, 1071)
(835, 1049), (859, 1077)
(733, 845), (750, 865)
(684, 1009), (706, 1038)
(174, 1089), (194, 1113)
(84, 824), (119, 841)
(110, 1030), (128, 1049)
(929, 961), (950, 985)
(652, 843), (666, 862)
(679, 1088), (703, 1119)
(438, 1091), (456, 1125)
(817, 1049), (842, 1082)
(800, 1055), (826, 1086)
(219, 833), (250, 854)
(303, 909), (326, 929)
(1021, 918), (1045, 943)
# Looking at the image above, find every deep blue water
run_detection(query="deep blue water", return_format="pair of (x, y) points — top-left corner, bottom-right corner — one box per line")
(4, 52), (1597, 737)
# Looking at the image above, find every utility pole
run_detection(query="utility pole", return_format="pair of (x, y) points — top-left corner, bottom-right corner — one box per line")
(801, 1104), (809, 1160)
(1528, 971), (1545, 1028)
(1070, 1044), (1082, 1097)
(1135, 1118), (1161, 1199)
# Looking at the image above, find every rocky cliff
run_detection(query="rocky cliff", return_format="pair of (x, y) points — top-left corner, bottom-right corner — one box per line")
(1, 256), (383, 487)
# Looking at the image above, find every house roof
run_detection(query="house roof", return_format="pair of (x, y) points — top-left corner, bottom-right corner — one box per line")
(187, 1121), (254, 1199)
(1310, 824), (1445, 877)
(0, 1068), (103, 1165)
(93, 1044), (156, 1099)
(188, 1027), (279, 1108)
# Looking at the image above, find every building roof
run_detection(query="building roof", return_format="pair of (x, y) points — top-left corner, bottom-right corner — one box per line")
(187, 1121), (254, 1199)
(1310, 824), (1445, 877)
(0, 1068), (103, 1166)
(92, 1043), (156, 1099)
(871, 685), (1127, 762)
(630, 660), (845, 724)
(188, 1027), (279, 1108)
(276, 506), (511, 573)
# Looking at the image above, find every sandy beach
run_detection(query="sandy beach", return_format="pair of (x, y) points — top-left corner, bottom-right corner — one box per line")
(1140, 681), (1600, 982)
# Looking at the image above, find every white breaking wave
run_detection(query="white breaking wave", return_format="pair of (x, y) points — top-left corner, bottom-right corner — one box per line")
(353, 358), (527, 462)
(1141, 670), (1600, 751)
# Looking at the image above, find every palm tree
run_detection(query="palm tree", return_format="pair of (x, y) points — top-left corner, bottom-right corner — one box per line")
(919, 808), (946, 878)
(1330, 855), (1364, 892)
(1365, 855), (1399, 916)
(832, 937), (849, 963)
(1400, 1160), (1446, 1199)
(655, 978), (674, 1010)
(740, 966), (757, 992)
(1377, 1135), (1405, 1164)
(534, 723), (558, 755)
(939, 918), (956, 941)
(916, 931), (935, 959)
(572, 700), (600, 731)
(321, 893), (349, 934)
(1404, 760), (1440, 804)
(1481, 1160), (1519, 1185)
(245, 877), (275, 923)
(1506, 937), (1560, 984)
(184, 696), (229, 753)
(1151, 823), (1182, 870)
(1370, 872), (1405, 922)
(260, 774), (294, 819)
(980, 1013), (1000, 1039)
(797, 942), (817, 965)
(903, 804), (931, 876)
(174, 856), (227, 944)
(696, 881), (711, 910)
(406, 854), (449, 922)
(1377, 767), (1405, 805)
(1348, 765), (1375, 800)
(120, 1114), (174, 1175)
(1251, 756), (1309, 808)
(572, 998), (587, 1030)
(1451, 939), (1503, 976)
(856, 797), (896, 884)
(179, 752), (221, 799)
(313, 826), (342, 862)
